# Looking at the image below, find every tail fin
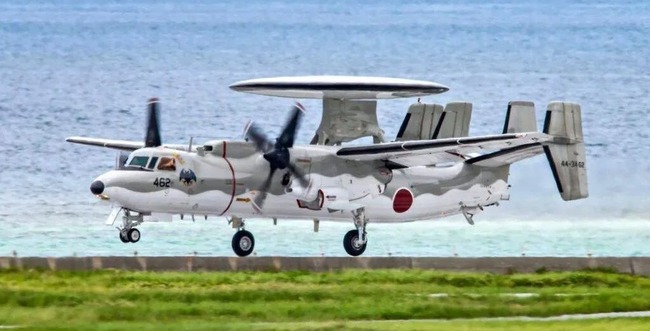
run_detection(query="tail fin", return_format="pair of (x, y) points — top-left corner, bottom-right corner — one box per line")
(395, 102), (472, 141)
(396, 103), (444, 141)
(543, 102), (588, 201)
(435, 102), (472, 139)
(503, 101), (537, 133)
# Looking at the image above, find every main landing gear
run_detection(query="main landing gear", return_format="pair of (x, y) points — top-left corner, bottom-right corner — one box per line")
(229, 216), (255, 257)
(343, 208), (368, 256)
(117, 209), (143, 244)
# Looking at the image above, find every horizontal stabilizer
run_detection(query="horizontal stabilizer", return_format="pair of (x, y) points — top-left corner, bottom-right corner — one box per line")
(466, 142), (543, 167)
(503, 101), (537, 134)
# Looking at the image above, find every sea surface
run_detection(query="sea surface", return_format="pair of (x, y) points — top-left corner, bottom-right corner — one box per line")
(0, 0), (648, 257)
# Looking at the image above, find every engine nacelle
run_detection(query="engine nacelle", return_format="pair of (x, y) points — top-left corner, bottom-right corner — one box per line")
(286, 173), (322, 201)
(295, 187), (356, 211)
(318, 188), (353, 210)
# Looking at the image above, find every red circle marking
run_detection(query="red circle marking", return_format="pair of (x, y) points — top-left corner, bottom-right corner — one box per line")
(393, 188), (413, 213)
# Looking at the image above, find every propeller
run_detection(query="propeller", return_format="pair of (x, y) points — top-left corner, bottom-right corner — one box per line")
(245, 104), (309, 209)
(145, 97), (162, 147)
(115, 98), (162, 170)
(115, 151), (130, 169)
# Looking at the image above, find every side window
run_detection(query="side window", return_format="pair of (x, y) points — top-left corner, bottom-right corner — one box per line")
(157, 157), (176, 171)
(147, 157), (159, 170)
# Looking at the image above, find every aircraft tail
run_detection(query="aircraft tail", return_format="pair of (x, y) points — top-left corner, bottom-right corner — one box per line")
(503, 101), (537, 133)
(542, 102), (588, 201)
(396, 102), (472, 141)
(466, 101), (588, 201)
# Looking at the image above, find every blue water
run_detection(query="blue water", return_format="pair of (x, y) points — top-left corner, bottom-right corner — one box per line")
(0, 0), (649, 257)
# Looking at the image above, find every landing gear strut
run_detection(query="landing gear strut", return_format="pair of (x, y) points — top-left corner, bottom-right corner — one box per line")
(343, 208), (368, 256)
(117, 209), (143, 243)
(229, 217), (255, 257)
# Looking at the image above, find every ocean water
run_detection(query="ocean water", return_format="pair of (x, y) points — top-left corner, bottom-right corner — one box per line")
(0, 0), (648, 257)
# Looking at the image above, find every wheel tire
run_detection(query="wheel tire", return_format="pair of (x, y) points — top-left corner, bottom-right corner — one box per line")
(119, 232), (129, 243)
(343, 229), (367, 256)
(127, 228), (141, 243)
(232, 230), (255, 257)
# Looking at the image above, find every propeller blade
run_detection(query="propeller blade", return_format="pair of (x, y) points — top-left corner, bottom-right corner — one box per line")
(249, 103), (309, 211)
(286, 162), (309, 187)
(254, 167), (276, 209)
(145, 98), (162, 147)
(276, 105), (303, 148)
(115, 151), (130, 170)
(244, 121), (274, 152)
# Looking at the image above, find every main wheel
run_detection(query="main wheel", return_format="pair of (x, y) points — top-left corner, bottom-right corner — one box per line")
(127, 228), (141, 243)
(232, 230), (255, 257)
(119, 231), (129, 243)
(343, 229), (367, 256)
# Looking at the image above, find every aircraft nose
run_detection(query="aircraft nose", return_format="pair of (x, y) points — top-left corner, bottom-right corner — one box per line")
(90, 180), (104, 195)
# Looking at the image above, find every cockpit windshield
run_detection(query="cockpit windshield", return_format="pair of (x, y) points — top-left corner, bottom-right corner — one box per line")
(128, 156), (149, 168)
(147, 157), (159, 169)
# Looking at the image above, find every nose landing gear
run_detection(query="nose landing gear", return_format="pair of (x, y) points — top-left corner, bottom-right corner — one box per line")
(117, 209), (143, 243)
(119, 228), (141, 243)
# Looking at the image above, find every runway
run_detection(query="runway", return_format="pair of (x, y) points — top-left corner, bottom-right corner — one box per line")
(1, 256), (649, 275)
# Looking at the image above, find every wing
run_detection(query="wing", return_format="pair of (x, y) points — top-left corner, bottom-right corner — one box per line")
(336, 132), (551, 167)
(66, 137), (144, 151)
(66, 137), (193, 152)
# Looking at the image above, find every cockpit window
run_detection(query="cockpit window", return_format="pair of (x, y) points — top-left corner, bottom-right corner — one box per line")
(147, 157), (159, 169)
(128, 156), (149, 167)
(157, 157), (176, 171)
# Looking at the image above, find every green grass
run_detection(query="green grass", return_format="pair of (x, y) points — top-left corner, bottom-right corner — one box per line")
(1, 269), (649, 330)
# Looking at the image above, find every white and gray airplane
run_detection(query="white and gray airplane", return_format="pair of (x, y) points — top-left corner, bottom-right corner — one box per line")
(67, 76), (588, 256)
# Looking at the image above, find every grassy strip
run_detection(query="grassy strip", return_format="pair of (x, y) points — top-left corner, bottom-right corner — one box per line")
(0, 269), (649, 327)
(10, 318), (650, 331)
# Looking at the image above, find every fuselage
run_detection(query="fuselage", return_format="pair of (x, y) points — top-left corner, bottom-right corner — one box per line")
(92, 141), (511, 223)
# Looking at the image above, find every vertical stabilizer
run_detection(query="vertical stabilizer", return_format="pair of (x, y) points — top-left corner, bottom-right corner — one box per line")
(435, 102), (472, 139)
(503, 101), (537, 133)
(543, 102), (588, 201)
(396, 103), (444, 141)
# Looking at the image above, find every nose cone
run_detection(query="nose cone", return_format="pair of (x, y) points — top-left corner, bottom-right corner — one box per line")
(90, 180), (104, 195)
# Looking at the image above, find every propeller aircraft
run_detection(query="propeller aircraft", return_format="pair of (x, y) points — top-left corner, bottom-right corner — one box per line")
(67, 76), (588, 256)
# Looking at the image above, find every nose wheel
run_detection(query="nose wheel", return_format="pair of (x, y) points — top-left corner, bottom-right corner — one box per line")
(119, 228), (141, 243)
(117, 209), (143, 244)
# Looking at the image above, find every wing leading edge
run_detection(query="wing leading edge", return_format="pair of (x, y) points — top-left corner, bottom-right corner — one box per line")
(66, 137), (193, 152)
(66, 137), (144, 151)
